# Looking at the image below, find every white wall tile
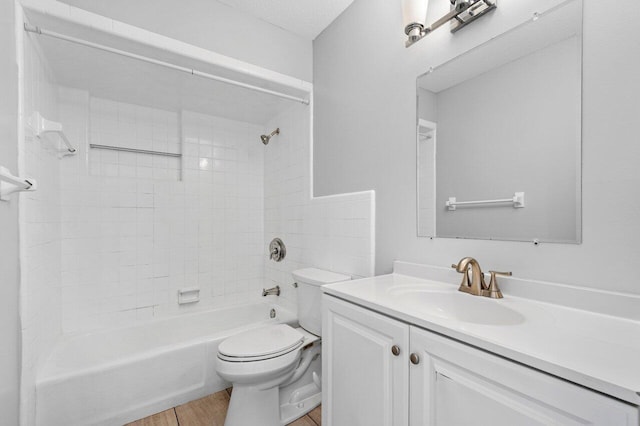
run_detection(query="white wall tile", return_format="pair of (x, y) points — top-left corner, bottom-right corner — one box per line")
(56, 100), (266, 332)
(263, 102), (375, 312)
(20, 31), (63, 426)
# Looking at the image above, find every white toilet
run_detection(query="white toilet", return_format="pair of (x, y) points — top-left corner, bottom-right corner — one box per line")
(216, 268), (350, 426)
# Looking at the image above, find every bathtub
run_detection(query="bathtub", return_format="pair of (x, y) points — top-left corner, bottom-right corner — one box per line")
(36, 302), (296, 426)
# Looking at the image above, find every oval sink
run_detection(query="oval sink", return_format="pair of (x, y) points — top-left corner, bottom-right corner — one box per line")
(392, 290), (525, 326)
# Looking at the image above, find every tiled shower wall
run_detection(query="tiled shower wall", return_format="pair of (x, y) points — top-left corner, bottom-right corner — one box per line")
(55, 94), (375, 331)
(58, 91), (265, 332)
(88, 98), (182, 180)
(21, 31), (374, 336)
(263, 102), (375, 311)
(20, 30), (62, 426)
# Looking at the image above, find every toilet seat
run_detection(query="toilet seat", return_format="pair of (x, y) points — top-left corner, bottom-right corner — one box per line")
(218, 324), (305, 362)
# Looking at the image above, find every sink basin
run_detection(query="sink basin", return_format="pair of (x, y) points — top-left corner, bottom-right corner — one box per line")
(390, 288), (525, 326)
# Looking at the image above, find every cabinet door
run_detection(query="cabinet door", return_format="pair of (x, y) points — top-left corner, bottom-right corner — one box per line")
(322, 295), (409, 426)
(410, 326), (638, 426)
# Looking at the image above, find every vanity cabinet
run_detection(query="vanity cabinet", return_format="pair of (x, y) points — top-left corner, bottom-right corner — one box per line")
(322, 295), (409, 426)
(409, 327), (637, 425)
(322, 294), (639, 426)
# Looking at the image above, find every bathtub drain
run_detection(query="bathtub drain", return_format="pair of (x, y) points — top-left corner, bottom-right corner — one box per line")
(270, 308), (276, 319)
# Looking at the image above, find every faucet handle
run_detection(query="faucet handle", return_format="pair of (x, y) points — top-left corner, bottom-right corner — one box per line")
(485, 271), (512, 299)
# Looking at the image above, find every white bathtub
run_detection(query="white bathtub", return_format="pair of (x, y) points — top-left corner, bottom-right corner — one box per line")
(36, 302), (296, 426)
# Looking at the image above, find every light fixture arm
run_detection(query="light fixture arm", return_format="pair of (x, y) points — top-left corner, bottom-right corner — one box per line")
(405, 0), (497, 48)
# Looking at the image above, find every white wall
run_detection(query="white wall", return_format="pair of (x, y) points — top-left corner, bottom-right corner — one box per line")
(0, 0), (21, 423)
(313, 0), (640, 294)
(56, 0), (313, 82)
(263, 102), (376, 312)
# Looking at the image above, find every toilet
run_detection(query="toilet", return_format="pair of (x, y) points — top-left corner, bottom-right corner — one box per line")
(216, 268), (350, 426)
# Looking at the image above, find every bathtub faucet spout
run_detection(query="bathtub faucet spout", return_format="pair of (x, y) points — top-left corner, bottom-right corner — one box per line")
(262, 286), (280, 297)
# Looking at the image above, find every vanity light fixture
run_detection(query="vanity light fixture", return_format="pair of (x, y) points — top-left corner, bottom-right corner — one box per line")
(401, 0), (430, 46)
(403, 0), (497, 47)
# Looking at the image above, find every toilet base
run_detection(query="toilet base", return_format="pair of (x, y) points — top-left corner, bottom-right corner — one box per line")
(221, 330), (322, 426)
(225, 384), (281, 426)
(223, 344), (322, 426)
(279, 348), (322, 424)
(224, 383), (321, 426)
(280, 383), (321, 425)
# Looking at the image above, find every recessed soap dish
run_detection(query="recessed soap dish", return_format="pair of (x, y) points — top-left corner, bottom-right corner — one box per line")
(178, 288), (200, 305)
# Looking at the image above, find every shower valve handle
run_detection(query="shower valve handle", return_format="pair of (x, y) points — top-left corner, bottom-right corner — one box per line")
(268, 238), (286, 262)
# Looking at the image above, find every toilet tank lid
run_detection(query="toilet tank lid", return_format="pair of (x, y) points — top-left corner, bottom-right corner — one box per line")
(292, 268), (351, 286)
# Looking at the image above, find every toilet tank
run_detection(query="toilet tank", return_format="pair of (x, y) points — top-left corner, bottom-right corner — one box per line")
(292, 268), (351, 336)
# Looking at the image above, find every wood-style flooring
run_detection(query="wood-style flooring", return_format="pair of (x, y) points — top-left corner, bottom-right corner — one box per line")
(126, 388), (321, 426)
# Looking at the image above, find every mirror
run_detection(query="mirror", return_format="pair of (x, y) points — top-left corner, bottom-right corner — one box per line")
(417, 0), (582, 243)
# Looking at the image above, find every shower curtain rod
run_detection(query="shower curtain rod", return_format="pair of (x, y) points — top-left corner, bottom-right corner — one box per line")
(23, 24), (310, 105)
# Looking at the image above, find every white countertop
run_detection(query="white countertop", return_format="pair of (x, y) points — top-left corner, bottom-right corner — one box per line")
(322, 263), (640, 405)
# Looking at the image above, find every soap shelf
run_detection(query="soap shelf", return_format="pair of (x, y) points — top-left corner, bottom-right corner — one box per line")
(0, 166), (37, 201)
(28, 111), (77, 157)
(178, 288), (200, 305)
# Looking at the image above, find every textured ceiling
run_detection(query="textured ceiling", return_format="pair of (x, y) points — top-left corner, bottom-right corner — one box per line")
(216, 0), (354, 39)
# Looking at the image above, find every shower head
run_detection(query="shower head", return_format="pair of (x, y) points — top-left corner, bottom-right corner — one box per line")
(261, 128), (280, 145)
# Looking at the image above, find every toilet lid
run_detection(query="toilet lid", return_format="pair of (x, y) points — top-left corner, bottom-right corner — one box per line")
(218, 324), (304, 359)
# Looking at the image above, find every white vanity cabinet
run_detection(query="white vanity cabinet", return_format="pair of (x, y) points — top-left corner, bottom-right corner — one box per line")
(322, 294), (639, 426)
(410, 326), (637, 426)
(322, 295), (409, 426)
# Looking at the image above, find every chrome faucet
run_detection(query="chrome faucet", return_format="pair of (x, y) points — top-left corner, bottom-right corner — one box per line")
(452, 257), (511, 299)
(262, 286), (280, 297)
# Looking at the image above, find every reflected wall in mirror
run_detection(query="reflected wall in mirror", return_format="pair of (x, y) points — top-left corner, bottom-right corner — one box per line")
(417, 0), (582, 243)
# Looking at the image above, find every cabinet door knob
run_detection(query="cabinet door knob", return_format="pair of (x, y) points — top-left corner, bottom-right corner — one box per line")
(391, 345), (401, 356)
(410, 353), (420, 365)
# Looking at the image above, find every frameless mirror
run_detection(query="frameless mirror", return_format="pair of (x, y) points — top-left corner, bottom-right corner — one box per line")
(417, 0), (582, 243)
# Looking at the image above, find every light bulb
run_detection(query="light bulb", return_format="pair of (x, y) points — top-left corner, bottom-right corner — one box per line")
(401, 0), (429, 37)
